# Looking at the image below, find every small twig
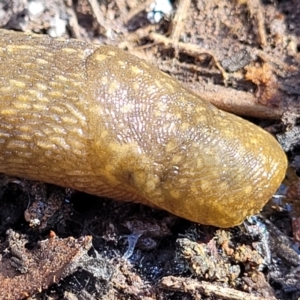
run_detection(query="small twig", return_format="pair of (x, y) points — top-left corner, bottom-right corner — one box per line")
(246, 0), (267, 48)
(254, 49), (296, 76)
(65, 0), (81, 39)
(149, 32), (229, 83)
(188, 80), (284, 119)
(122, 0), (155, 24)
(159, 276), (276, 300)
(88, 0), (107, 29)
(169, 0), (191, 55)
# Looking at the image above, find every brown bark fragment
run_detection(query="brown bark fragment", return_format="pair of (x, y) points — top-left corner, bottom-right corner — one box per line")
(0, 229), (92, 299)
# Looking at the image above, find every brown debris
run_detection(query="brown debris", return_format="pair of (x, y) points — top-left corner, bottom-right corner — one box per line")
(0, 229), (92, 299)
(24, 183), (67, 229)
(176, 237), (241, 283)
(263, 218), (300, 267)
(245, 63), (280, 106)
(176, 228), (268, 285)
(104, 259), (156, 300)
(243, 272), (277, 298)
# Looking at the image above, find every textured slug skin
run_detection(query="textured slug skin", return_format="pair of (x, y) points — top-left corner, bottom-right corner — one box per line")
(0, 30), (287, 227)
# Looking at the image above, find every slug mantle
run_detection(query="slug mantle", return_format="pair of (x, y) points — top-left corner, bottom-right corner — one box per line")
(0, 29), (287, 227)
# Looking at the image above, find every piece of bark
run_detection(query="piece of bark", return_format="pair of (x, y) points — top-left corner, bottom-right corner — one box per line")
(0, 229), (92, 299)
(189, 81), (284, 119)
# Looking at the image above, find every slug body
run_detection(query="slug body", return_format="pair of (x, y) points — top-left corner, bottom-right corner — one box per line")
(0, 30), (287, 227)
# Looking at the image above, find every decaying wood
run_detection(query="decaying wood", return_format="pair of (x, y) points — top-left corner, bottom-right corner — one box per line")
(159, 276), (276, 300)
(0, 229), (92, 299)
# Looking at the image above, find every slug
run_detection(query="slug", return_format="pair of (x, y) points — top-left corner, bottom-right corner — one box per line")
(0, 29), (287, 228)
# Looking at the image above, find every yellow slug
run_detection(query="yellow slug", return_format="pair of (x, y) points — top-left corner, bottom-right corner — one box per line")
(0, 29), (287, 227)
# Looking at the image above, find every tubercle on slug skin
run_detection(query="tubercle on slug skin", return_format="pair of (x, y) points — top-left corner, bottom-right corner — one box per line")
(0, 29), (287, 228)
